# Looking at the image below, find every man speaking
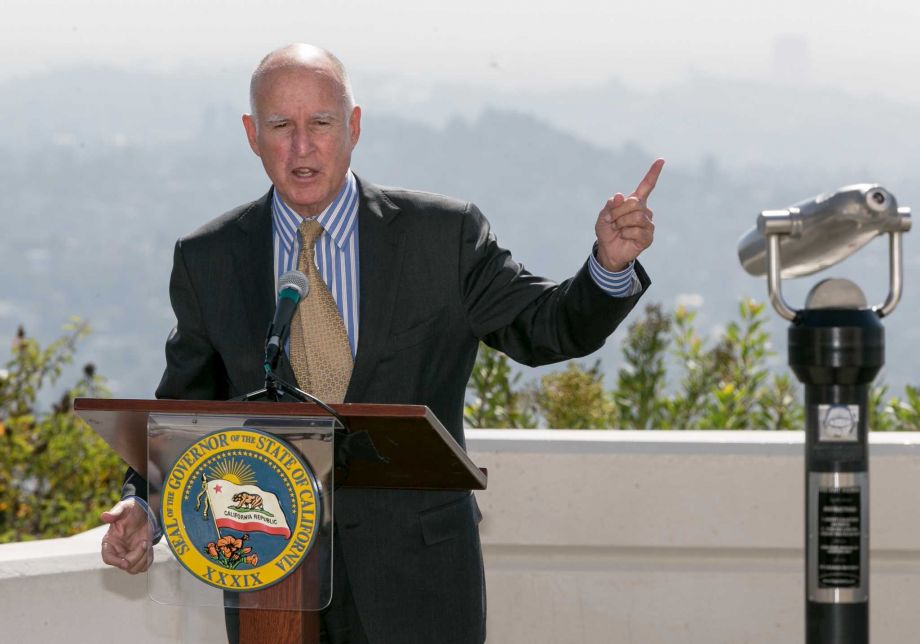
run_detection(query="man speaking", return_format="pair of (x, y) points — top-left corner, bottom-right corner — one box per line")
(99, 43), (663, 643)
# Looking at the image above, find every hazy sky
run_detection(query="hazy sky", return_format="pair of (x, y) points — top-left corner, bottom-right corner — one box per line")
(4, 0), (920, 100)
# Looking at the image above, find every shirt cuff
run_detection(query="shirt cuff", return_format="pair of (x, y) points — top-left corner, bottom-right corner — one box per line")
(588, 249), (640, 297)
(126, 495), (163, 545)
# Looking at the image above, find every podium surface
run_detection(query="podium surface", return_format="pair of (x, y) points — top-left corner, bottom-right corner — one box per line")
(75, 398), (487, 491)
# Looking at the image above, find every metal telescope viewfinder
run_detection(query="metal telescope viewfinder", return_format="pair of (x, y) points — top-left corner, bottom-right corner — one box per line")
(737, 184), (911, 320)
(738, 184), (910, 644)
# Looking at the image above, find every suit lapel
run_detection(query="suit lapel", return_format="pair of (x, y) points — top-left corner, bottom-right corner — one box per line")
(232, 189), (298, 387)
(345, 178), (405, 402)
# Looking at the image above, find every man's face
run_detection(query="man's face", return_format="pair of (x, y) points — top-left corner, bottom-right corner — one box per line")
(243, 65), (360, 217)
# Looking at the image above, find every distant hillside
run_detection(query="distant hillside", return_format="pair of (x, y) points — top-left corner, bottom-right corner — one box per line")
(5, 66), (920, 178)
(0, 67), (247, 149)
(360, 72), (920, 181)
(1, 67), (918, 400)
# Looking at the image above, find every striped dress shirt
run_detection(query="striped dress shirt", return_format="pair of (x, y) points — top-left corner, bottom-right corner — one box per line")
(270, 172), (639, 358)
(588, 252), (641, 296)
(272, 171), (361, 356)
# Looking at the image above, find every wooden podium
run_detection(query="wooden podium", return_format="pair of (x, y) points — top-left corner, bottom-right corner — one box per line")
(75, 398), (487, 644)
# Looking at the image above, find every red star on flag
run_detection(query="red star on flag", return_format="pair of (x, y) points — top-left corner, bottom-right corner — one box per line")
(214, 484), (222, 493)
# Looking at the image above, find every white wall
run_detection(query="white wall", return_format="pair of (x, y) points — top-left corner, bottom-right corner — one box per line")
(0, 527), (226, 643)
(3, 430), (920, 643)
(471, 430), (920, 644)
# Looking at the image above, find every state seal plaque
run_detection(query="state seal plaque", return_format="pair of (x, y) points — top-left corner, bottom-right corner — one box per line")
(161, 428), (320, 592)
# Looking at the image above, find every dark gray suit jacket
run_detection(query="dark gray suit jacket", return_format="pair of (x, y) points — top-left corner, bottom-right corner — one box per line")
(125, 177), (650, 643)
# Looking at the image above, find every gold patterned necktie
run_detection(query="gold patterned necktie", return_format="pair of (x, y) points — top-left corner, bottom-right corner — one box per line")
(288, 219), (354, 403)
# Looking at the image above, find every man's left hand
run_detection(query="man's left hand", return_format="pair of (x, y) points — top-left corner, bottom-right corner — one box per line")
(595, 158), (665, 272)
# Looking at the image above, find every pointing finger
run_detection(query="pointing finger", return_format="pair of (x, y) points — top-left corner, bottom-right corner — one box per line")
(633, 158), (665, 201)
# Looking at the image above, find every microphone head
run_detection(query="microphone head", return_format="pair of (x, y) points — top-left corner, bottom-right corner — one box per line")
(279, 270), (309, 298)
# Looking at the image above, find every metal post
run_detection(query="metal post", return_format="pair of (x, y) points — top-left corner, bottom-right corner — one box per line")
(789, 300), (883, 644)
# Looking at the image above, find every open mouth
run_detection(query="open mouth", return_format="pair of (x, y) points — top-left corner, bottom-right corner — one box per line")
(292, 168), (317, 179)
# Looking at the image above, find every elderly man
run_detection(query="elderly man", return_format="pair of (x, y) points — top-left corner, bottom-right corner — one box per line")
(100, 44), (662, 643)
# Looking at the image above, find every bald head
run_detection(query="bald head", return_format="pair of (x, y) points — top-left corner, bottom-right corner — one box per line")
(241, 44), (362, 217)
(249, 44), (355, 119)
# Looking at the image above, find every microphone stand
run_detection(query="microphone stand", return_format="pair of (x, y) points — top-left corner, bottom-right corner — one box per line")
(234, 278), (389, 476)
(234, 359), (389, 483)
(235, 362), (351, 432)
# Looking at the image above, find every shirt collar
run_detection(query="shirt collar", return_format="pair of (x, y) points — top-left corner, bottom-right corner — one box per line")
(271, 171), (359, 251)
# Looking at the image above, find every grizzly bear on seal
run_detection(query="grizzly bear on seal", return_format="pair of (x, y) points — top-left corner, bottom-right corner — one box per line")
(231, 492), (264, 510)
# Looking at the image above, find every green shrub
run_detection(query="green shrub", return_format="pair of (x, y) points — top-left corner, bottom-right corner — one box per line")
(463, 299), (920, 431)
(0, 322), (122, 542)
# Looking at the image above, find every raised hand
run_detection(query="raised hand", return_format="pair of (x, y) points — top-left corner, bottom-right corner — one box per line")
(100, 498), (154, 574)
(595, 158), (665, 272)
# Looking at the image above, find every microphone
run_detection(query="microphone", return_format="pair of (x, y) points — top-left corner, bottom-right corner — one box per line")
(264, 270), (309, 371)
(737, 184), (910, 278)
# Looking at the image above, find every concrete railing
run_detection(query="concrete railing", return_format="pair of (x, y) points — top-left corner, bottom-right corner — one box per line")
(3, 430), (920, 643)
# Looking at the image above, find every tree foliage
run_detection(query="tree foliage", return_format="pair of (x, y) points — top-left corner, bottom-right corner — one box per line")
(871, 384), (920, 432)
(538, 361), (616, 429)
(0, 322), (122, 542)
(464, 343), (536, 428)
(465, 299), (920, 431)
(614, 303), (671, 429)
